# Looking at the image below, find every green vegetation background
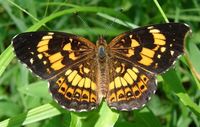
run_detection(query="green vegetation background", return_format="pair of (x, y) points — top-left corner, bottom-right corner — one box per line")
(0, 0), (200, 127)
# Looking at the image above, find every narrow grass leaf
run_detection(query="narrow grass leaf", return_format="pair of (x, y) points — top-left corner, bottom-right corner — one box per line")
(162, 70), (200, 117)
(115, 108), (161, 127)
(18, 81), (51, 100)
(0, 104), (61, 127)
(7, 0), (39, 23)
(153, 0), (169, 23)
(94, 102), (119, 127)
(28, 6), (128, 31)
(186, 42), (200, 81)
(2, 0), (27, 31)
(167, 14), (200, 22)
(0, 45), (15, 76)
(97, 13), (138, 28)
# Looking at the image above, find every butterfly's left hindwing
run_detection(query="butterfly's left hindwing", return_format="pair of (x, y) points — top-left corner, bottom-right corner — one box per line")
(49, 55), (99, 112)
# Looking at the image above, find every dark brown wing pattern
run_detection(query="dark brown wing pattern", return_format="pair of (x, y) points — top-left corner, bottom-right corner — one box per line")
(12, 32), (99, 112)
(12, 32), (95, 79)
(12, 23), (191, 112)
(109, 23), (191, 74)
(106, 23), (190, 111)
(106, 56), (156, 111)
(49, 55), (100, 112)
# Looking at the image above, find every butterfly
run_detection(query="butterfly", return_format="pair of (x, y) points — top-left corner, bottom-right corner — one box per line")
(12, 23), (191, 112)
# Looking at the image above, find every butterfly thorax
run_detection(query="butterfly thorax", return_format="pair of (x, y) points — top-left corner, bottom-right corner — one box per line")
(96, 36), (109, 97)
(97, 36), (107, 61)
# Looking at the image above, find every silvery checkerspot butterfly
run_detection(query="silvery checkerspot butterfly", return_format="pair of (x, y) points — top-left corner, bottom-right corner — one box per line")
(12, 23), (191, 112)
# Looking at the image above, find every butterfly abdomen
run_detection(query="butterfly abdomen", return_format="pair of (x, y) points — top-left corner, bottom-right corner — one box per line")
(97, 60), (109, 98)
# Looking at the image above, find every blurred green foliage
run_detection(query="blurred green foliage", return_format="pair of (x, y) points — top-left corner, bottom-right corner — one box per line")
(0, 0), (200, 127)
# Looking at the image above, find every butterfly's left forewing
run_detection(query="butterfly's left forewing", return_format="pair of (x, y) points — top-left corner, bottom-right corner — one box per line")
(12, 32), (95, 79)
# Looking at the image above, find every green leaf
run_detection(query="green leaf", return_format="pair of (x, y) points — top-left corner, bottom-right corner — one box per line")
(0, 103), (62, 127)
(115, 108), (161, 127)
(162, 70), (200, 117)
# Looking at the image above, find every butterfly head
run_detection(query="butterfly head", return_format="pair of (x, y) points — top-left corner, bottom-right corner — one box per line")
(96, 36), (107, 46)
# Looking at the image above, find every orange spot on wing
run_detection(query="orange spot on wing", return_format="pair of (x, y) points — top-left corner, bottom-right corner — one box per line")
(138, 54), (153, 66)
(140, 48), (155, 58)
(51, 59), (65, 70)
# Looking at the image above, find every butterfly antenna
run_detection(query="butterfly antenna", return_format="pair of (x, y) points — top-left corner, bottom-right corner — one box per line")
(102, 15), (118, 37)
(102, 9), (124, 37)
(119, 8), (136, 29)
(75, 12), (98, 36)
(100, 8), (138, 34)
(120, 17), (136, 29)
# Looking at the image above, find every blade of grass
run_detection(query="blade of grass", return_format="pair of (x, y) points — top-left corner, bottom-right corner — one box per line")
(28, 6), (128, 31)
(162, 70), (200, 117)
(70, 111), (99, 127)
(0, 103), (62, 127)
(70, 102), (119, 127)
(153, 0), (169, 23)
(167, 14), (200, 22)
(97, 13), (138, 28)
(41, 2), (80, 8)
(0, 45), (14, 76)
(7, 0), (39, 23)
(186, 41), (200, 81)
(2, 0), (27, 31)
(18, 81), (51, 100)
(115, 108), (162, 127)
(64, 27), (124, 36)
(94, 102), (119, 127)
